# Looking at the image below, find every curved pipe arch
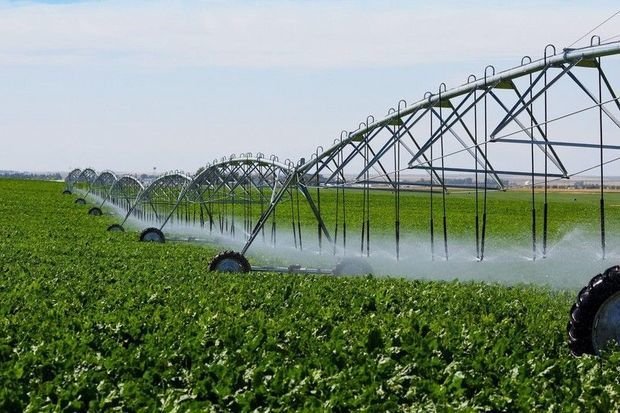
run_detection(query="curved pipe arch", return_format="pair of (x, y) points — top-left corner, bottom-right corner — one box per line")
(118, 173), (192, 227)
(86, 170), (119, 201)
(155, 156), (295, 233)
(65, 168), (82, 188)
(93, 170), (118, 187)
(72, 168), (98, 194)
(135, 172), (192, 204)
(102, 175), (145, 210)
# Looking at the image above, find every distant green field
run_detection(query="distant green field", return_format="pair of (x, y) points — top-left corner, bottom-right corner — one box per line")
(289, 187), (620, 241)
(105, 182), (620, 253)
(2, 179), (619, 411)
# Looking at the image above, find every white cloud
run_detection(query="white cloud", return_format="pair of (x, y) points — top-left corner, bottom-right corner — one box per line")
(2, 1), (620, 173)
(0, 1), (617, 69)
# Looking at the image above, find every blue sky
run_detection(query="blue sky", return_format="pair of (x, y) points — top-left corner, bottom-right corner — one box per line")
(1, 0), (620, 172)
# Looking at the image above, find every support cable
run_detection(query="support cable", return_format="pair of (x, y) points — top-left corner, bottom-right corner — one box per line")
(567, 10), (620, 48)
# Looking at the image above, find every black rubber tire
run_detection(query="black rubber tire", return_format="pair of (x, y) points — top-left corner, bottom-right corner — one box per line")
(139, 227), (165, 243)
(62, 189), (72, 195)
(208, 250), (251, 273)
(107, 224), (125, 232)
(568, 265), (620, 356)
(333, 257), (373, 276)
(88, 207), (103, 216)
(75, 198), (86, 205)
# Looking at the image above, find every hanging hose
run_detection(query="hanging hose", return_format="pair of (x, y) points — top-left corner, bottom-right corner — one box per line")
(260, 181), (265, 242)
(208, 202), (214, 233)
(524, 59), (537, 261)
(473, 84), (481, 260)
(231, 192), (236, 238)
(393, 121), (401, 261)
(316, 156), (322, 253)
(361, 139), (368, 256)
(246, 177), (252, 239)
(343, 175), (347, 253)
(219, 199), (224, 234)
(339, 141), (348, 254)
(200, 203), (205, 229)
(224, 193), (228, 234)
(334, 174), (340, 256)
(599, 59), (607, 259)
(271, 208), (277, 247)
(481, 75), (490, 261)
(429, 105), (435, 260)
(542, 48), (553, 258)
(439, 87), (449, 261)
(290, 188), (298, 249)
(296, 185), (303, 250)
(365, 143), (370, 257)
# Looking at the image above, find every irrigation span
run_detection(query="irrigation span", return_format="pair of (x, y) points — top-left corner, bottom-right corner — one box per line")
(65, 39), (620, 356)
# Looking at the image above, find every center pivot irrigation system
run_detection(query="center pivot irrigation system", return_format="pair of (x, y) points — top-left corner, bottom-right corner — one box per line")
(64, 38), (620, 356)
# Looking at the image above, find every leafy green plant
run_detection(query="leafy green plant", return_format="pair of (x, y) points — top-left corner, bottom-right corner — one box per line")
(0, 179), (618, 411)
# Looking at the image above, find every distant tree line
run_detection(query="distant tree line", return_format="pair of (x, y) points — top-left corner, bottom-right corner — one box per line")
(0, 171), (63, 180)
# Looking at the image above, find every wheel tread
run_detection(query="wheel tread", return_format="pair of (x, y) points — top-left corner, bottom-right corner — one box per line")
(209, 250), (251, 273)
(568, 266), (620, 356)
(139, 227), (165, 243)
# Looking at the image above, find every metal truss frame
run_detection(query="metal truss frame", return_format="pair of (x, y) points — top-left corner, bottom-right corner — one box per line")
(102, 175), (144, 211)
(77, 39), (620, 265)
(237, 40), (620, 261)
(117, 172), (192, 226)
(71, 168), (98, 194)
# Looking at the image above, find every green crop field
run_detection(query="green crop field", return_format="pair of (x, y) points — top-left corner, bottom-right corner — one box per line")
(283, 187), (620, 247)
(128, 185), (620, 239)
(2, 179), (620, 411)
(109, 182), (620, 257)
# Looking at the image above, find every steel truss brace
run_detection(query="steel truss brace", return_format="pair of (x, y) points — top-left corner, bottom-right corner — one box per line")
(408, 87), (492, 167)
(428, 106), (505, 189)
(490, 61), (580, 138)
(564, 66), (620, 129)
(353, 108), (441, 184)
(407, 86), (504, 189)
(241, 170), (333, 255)
(409, 165), (565, 178)
(321, 125), (388, 184)
(488, 90), (567, 176)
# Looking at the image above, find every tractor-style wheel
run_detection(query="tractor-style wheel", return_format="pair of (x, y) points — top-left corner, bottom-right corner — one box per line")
(75, 198), (86, 205)
(107, 224), (125, 232)
(209, 250), (251, 273)
(62, 189), (72, 195)
(139, 227), (165, 243)
(333, 257), (373, 276)
(88, 207), (103, 216)
(568, 265), (620, 356)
